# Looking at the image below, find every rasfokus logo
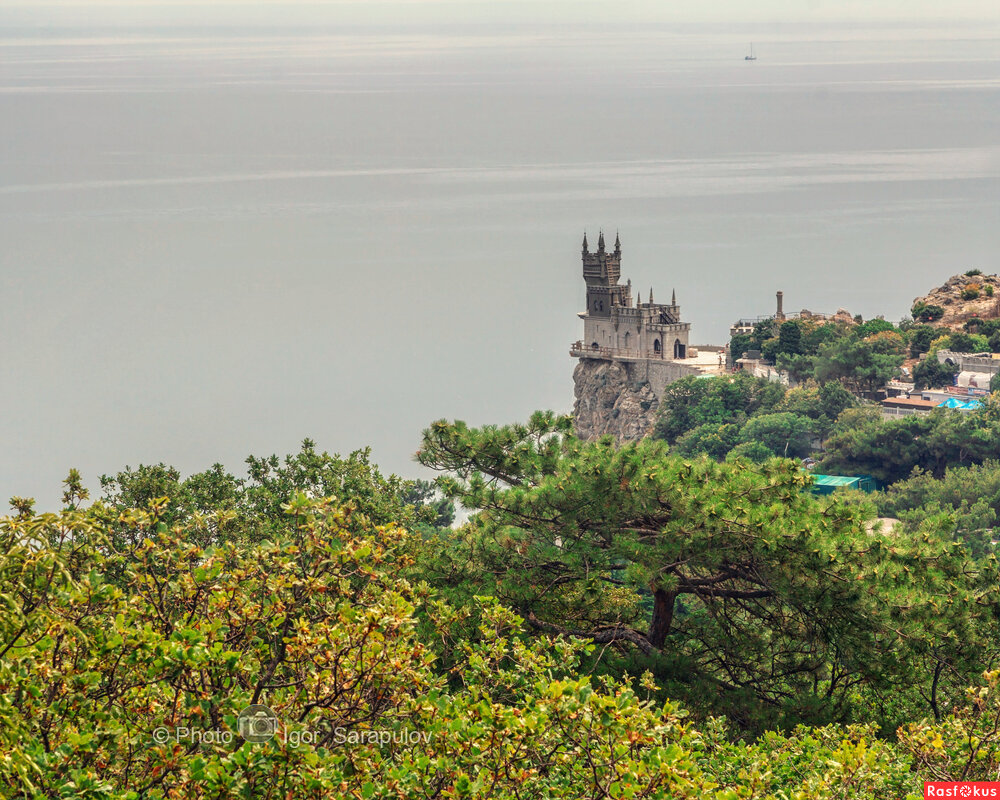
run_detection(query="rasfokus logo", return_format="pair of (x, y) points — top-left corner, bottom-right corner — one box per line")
(925, 783), (1000, 798)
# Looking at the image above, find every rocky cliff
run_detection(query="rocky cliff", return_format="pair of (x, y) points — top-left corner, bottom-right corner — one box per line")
(911, 272), (1000, 329)
(572, 359), (660, 441)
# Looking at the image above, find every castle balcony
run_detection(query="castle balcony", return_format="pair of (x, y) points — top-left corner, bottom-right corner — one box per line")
(570, 340), (671, 362)
(647, 321), (691, 334)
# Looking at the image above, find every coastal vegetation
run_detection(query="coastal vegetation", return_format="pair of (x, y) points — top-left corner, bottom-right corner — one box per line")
(8, 278), (1000, 797)
(4, 425), (1000, 797)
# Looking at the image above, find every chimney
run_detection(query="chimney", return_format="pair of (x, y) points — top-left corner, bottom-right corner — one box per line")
(776, 291), (785, 320)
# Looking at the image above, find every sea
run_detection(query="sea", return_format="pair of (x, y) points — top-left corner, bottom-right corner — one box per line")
(2, 14), (999, 506)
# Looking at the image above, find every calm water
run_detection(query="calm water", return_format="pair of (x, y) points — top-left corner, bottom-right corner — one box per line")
(2, 20), (999, 506)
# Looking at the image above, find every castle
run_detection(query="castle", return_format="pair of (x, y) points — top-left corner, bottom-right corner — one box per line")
(570, 233), (699, 440)
(570, 232), (692, 361)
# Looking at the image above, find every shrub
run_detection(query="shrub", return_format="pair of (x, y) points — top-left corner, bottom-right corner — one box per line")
(966, 268), (983, 276)
(725, 440), (775, 463)
(961, 285), (981, 301)
(912, 302), (945, 322)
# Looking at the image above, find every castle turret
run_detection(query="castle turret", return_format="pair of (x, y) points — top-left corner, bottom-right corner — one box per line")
(571, 232), (696, 441)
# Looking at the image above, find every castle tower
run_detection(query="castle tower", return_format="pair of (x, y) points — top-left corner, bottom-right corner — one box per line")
(582, 230), (626, 318)
(573, 232), (691, 359)
(571, 232), (697, 441)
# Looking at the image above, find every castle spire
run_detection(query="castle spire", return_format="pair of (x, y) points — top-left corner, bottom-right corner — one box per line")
(614, 231), (621, 254)
(649, 287), (654, 304)
(582, 232), (589, 254)
(597, 231), (605, 253)
(672, 288), (676, 306)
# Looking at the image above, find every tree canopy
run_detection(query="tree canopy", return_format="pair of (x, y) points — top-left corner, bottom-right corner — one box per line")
(417, 412), (997, 731)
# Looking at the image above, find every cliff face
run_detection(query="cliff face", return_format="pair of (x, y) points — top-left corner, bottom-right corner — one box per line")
(912, 273), (1000, 329)
(572, 359), (659, 442)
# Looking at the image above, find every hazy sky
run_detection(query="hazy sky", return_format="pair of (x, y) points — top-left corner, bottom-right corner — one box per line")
(2, 6), (999, 509)
(2, 1), (999, 24)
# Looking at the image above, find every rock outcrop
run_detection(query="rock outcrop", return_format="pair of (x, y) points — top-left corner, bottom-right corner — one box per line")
(911, 272), (1000, 329)
(572, 359), (659, 441)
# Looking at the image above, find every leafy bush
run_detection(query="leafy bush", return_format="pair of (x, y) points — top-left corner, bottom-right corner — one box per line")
(961, 285), (981, 301)
(912, 302), (945, 322)
(737, 412), (815, 458)
(725, 440), (775, 463)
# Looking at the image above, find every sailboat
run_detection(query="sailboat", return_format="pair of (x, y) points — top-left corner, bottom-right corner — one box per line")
(745, 43), (756, 61)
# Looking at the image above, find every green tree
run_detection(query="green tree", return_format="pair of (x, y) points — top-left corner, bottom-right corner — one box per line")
(652, 374), (784, 444)
(855, 319), (896, 338)
(737, 412), (814, 458)
(725, 440), (775, 463)
(729, 332), (753, 362)
(774, 382), (858, 440)
(912, 302), (945, 322)
(777, 320), (804, 355)
(417, 413), (994, 730)
(946, 331), (989, 353)
(819, 405), (1000, 484)
(813, 336), (903, 393)
(674, 422), (741, 459)
(913, 357), (959, 390)
(907, 324), (939, 357)
(877, 461), (1000, 558)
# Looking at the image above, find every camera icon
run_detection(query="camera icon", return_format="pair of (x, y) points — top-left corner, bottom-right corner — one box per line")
(237, 704), (279, 743)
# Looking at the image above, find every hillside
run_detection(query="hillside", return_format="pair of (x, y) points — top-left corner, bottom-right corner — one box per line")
(911, 271), (1000, 329)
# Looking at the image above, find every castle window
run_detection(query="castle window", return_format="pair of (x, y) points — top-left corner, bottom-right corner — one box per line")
(591, 342), (599, 350)
(674, 338), (685, 359)
(653, 339), (661, 354)
(623, 332), (630, 349)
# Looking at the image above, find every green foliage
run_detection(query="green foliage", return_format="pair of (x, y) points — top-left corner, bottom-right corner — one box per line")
(906, 324), (939, 357)
(966, 269), (983, 277)
(656, 378), (858, 460)
(775, 382), (859, 439)
(674, 422), (742, 459)
(729, 332), (752, 361)
(877, 461), (1000, 557)
(725, 440), (775, 463)
(946, 331), (989, 353)
(777, 320), (804, 355)
(418, 414), (997, 733)
(819, 401), (1000, 484)
(913, 357), (959, 390)
(98, 441), (448, 551)
(961, 285), (981, 301)
(812, 335), (903, 393)
(8, 432), (1000, 795)
(737, 412), (814, 458)
(855, 318), (896, 338)
(652, 374), (784, 444)
(912, 302), (945, 322)
(399, 478), (456, 528)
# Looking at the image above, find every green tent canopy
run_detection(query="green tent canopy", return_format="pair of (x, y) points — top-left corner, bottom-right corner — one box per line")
(810, 474), (878, 494)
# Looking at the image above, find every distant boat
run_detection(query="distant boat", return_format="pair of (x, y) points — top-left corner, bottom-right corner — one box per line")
(745, 43), (756, 61)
